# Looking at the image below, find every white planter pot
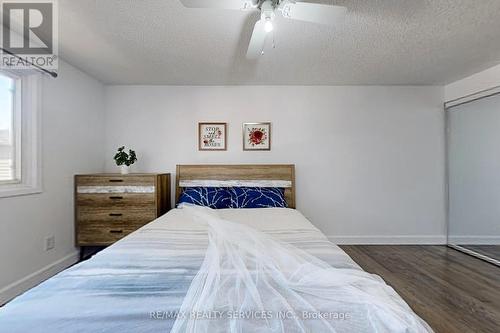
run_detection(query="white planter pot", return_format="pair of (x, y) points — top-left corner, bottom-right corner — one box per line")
(120, 165), (130, 175)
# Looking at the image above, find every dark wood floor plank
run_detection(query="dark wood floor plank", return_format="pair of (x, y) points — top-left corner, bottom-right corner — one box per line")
(341, 245), (500, 333)
(343, 246), (477, 333)
(417, 247), (500, 300)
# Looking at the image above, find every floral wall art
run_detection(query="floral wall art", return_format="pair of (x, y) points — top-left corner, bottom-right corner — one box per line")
(198, 122), (227, 150)
(243, 122), (271, 151)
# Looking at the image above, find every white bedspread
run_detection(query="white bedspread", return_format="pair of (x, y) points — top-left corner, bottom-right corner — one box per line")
(0, 207), (431, 332)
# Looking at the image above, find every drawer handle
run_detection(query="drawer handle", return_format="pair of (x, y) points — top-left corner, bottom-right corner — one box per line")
(109, 230), (123, 234)
(109, 179), (123, 183)
(109, 196), (123, 200)
(109, 213), (123, 217)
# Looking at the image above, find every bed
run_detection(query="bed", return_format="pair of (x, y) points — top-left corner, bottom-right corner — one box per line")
(0, 164), (431, 332)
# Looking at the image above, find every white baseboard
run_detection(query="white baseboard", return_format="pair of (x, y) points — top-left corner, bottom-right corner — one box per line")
(328, 235), (447, 245)
(0, 251), (79, 305)
(447, 235), (500, 245)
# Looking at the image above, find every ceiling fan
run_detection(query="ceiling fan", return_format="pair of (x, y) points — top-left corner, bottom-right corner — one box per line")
(180, 0), (347, 59)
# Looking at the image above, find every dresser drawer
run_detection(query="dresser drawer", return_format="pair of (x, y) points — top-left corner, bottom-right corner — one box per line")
(78, 218), (150, 232)
(77, 224), (144, 245)
(77, 193), (156, 209)
(76, 175), (155, 187)
(77, 210), (154, 246)
(77, 208), (156, 224)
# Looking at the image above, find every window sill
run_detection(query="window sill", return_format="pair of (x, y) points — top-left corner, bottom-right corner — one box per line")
(0, 184), (42, 198)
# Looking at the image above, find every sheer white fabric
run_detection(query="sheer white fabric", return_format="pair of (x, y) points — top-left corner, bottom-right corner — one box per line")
(171, 205), (433, 333)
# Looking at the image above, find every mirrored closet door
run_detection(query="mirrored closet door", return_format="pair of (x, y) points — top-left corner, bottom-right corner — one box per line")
(447, 92), (500, 266)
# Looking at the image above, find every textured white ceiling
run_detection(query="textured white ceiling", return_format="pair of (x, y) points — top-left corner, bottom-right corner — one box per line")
(58, 0), (500, 85)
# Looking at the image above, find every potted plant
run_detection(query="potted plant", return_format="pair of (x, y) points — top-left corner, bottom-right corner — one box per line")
(113, 146), (137, 174)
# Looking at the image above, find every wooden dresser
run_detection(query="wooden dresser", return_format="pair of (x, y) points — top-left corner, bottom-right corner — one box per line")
(75, 173), (171, 251)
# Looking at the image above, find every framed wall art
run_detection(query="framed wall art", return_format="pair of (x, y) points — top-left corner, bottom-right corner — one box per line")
(198, 122), (227, 151)
(243, 122), (271, 151)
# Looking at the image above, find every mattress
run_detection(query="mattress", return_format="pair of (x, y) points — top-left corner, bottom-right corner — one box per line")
(0, 208), (366, 332)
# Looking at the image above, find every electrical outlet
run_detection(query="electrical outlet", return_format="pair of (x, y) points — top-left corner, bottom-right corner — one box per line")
(45, 235), (55, 251)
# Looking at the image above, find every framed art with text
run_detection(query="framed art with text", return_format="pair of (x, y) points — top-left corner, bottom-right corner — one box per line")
(243, 122), (271, 151)
(199, 122), (227, 151)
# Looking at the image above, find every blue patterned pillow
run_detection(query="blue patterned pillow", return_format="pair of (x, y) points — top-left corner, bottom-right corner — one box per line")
(228, 187), (287, 208)
(177, 187), (231, 209)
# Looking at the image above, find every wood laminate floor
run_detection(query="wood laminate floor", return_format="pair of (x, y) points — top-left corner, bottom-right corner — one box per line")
(341, 245), (500, 333)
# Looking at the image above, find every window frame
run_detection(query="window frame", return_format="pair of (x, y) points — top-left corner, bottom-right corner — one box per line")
(0, 71), (21, 185)
(0, 70), (41, 198)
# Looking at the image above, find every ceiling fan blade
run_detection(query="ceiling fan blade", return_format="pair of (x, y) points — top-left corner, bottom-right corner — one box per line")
(280, 1), (347, 26)
(179, 0), (256, 10)
(246, 20), (268, 59)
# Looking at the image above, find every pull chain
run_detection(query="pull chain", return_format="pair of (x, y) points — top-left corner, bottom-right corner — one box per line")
(260, 30), (276, 56)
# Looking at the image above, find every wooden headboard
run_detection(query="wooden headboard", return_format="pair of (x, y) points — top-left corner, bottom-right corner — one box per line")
(175, 164), (296, 208)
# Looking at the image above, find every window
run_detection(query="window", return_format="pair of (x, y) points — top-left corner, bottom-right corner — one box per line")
(0, 72), (20, 183)
(0, 70), (41, 197)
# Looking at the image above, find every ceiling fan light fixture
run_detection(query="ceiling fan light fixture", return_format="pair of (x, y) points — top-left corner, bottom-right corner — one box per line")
(178, 0), (348, 59)
(264, 20), (274, 33)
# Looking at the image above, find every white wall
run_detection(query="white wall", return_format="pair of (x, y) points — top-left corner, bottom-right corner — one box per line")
(445, 63), (500, 102)
(0, 61), (105, 303)
(104, 86), (446, 244)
